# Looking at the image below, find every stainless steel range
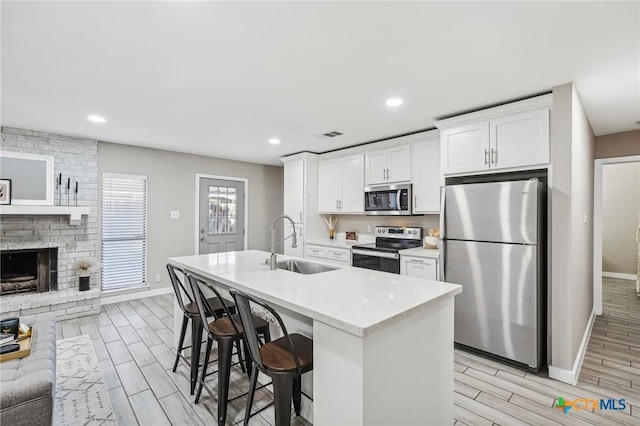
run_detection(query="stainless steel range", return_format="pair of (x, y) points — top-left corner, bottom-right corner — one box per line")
(352, 226), (423, 274)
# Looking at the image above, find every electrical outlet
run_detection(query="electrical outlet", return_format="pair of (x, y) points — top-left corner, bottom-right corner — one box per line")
(367, 224), (372, 232)
(170, 211), (180, 219)
(155, 274), (161, 283)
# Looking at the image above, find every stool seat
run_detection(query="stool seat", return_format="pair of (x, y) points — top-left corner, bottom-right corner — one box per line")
(185, 297), (234, 317)
(208, 314), (269, 338)
(260, 334), (313, 373)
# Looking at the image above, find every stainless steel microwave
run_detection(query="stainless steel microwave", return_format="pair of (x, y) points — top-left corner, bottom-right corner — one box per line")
(364, 184), (412, 216)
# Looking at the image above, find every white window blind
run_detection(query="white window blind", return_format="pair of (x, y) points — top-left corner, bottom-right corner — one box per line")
(101, 173), (147, 291)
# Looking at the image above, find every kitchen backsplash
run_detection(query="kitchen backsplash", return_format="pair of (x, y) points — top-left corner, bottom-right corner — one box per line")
(328, 214), (440, 238)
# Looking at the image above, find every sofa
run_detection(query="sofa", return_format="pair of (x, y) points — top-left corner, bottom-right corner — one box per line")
(0, 319), (56, 426)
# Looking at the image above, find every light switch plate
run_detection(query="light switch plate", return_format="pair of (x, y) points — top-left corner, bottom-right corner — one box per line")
(155, 274), (161, 283)
(171, 211), (180, 219)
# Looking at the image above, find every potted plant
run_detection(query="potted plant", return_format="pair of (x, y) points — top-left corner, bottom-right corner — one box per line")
(74, 259), (95, 291)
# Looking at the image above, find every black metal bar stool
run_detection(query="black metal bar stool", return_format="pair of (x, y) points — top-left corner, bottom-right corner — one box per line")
(230, 288), (313, 426)
(166, 263), (241, 394)
(187, 273), (272, 426)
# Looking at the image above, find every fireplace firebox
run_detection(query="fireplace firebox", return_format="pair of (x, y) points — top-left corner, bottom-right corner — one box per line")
(0, 248), (58, 295)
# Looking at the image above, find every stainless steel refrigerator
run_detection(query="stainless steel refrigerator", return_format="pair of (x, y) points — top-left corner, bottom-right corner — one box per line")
(440, 179), (546, 370)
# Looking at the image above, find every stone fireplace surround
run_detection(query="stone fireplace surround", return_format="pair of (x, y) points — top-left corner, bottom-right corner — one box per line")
(0, 127), (100, 321)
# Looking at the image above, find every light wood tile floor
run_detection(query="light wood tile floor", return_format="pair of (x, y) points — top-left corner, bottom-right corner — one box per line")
(57, 278), (640, 425)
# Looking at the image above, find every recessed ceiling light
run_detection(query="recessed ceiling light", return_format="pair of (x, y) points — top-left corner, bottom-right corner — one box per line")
(269, 138), (280, 145)
(385, 98), (403, 107)
(88, 115), (106, 123)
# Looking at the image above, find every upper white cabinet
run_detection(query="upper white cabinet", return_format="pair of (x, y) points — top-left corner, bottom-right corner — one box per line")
(411, 137), (441, 214)
(319, 154), (364, 214)
(436, 94), (552, 176)
(365, 144), (411, 185)
(440, 122), (490, 175)
(490, 109), (550, 170)
(284, 159), (304, 223)
(281, 153), (325, 242)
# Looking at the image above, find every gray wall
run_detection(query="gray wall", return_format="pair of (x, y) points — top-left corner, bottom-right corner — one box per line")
(550, 83), (595, 373)
(595, 130), (640, 159)
(602, 162), (640, 275)
(98, 142), (283, 290)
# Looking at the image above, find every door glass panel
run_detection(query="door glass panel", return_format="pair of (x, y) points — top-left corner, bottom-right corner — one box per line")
(208, 185), (238, 235)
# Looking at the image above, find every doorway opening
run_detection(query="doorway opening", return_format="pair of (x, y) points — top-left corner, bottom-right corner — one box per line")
(593, 155), (640, 315)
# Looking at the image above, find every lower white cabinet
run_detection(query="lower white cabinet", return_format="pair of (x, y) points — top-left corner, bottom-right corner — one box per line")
(400, 255), (438, 280)
(305, 243), (351, 267)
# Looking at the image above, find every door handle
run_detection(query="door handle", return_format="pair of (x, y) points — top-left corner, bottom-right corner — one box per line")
(493, 148), (498, 165)
(387, 168), (390, 180)
(414, 195), (417, 209)
(299, 211), (302, 221)
(491, 148), (496, 165)
(200, 229), (205, 234)
(484, 149), (489, 165)
(336, 200), (339, 209)
(200, 236), (204, 242)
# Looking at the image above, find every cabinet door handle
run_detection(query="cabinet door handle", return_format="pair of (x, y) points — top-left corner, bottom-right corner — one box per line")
(491, 148), (496, 165)
(339, 200), (342, 209)
(414, 195), (417, 209)
(484, 149), (489, 165)
(383, 168), (387, 180)
(336, 200), (339, 209)
(494, 149), (498, 165)
(387, 168), (390, 180)
(299, 211), (302, 221)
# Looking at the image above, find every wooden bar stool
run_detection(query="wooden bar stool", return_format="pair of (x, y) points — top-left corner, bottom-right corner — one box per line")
(187, 273), (272, 426)
(166, 263), (239, 394)
(230, 288), (313, 426)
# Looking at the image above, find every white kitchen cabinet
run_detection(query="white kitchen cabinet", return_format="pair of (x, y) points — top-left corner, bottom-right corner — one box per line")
(440, 122), (490, 175)
(284, 159), (305, 223)
(436, 95), (552, 176)
(490, 109), (549, 169)
(400, 256), (438, 280)
(305, 243), (351, 267)
(319, 154), (364, 214)
(365, 144), (411, 185)
(411, 138), (441, 214)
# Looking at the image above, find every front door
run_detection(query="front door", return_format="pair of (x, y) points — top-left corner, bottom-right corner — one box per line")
(199, 177), (245, 254)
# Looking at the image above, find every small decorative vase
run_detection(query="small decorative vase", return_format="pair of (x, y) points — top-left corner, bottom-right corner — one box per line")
(329, 229), (335, 240)
(79, 275), (90, 291)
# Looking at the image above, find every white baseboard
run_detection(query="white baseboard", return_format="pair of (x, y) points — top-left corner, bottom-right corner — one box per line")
(603, 271), (637, 281)
(549, 306), (596, 385)
(101, 286), (173, 305)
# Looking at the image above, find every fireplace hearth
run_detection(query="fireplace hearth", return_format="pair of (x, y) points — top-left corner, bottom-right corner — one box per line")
(1, 248), (58, 295)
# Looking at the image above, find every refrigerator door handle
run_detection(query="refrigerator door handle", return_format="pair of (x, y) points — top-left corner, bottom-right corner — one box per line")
(439, 240), (445, 282)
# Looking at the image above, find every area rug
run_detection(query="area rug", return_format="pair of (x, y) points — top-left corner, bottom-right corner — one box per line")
(55, 334), (116, 425)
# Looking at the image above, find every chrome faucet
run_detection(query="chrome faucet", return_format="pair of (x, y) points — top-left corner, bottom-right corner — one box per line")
(270, 215), (297, 270)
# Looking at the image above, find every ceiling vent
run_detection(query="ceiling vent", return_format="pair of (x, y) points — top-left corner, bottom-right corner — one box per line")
(315, 131), (343, 139)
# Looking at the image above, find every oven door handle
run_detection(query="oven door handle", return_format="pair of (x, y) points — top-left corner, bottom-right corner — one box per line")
(352, 249), (399, 259)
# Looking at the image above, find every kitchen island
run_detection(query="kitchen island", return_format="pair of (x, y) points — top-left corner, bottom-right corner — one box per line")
(169, 249), (461, 425)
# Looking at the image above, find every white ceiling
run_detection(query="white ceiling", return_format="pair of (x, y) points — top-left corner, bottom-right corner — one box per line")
(1, 1), (638, 166)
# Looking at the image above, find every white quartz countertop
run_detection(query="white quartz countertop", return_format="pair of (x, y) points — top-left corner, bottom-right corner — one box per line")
(399, 247), (441, 259)
(169, 250), (461, 337)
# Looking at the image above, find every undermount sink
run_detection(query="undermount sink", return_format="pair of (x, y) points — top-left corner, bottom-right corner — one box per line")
(276, 260), (338, 274)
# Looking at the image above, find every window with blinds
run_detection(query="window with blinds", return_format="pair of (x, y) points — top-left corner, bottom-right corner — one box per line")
(101, 173), (147, 291)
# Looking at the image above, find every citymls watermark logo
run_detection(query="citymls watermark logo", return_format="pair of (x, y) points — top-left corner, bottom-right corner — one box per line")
(554, 397), (626, 413)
